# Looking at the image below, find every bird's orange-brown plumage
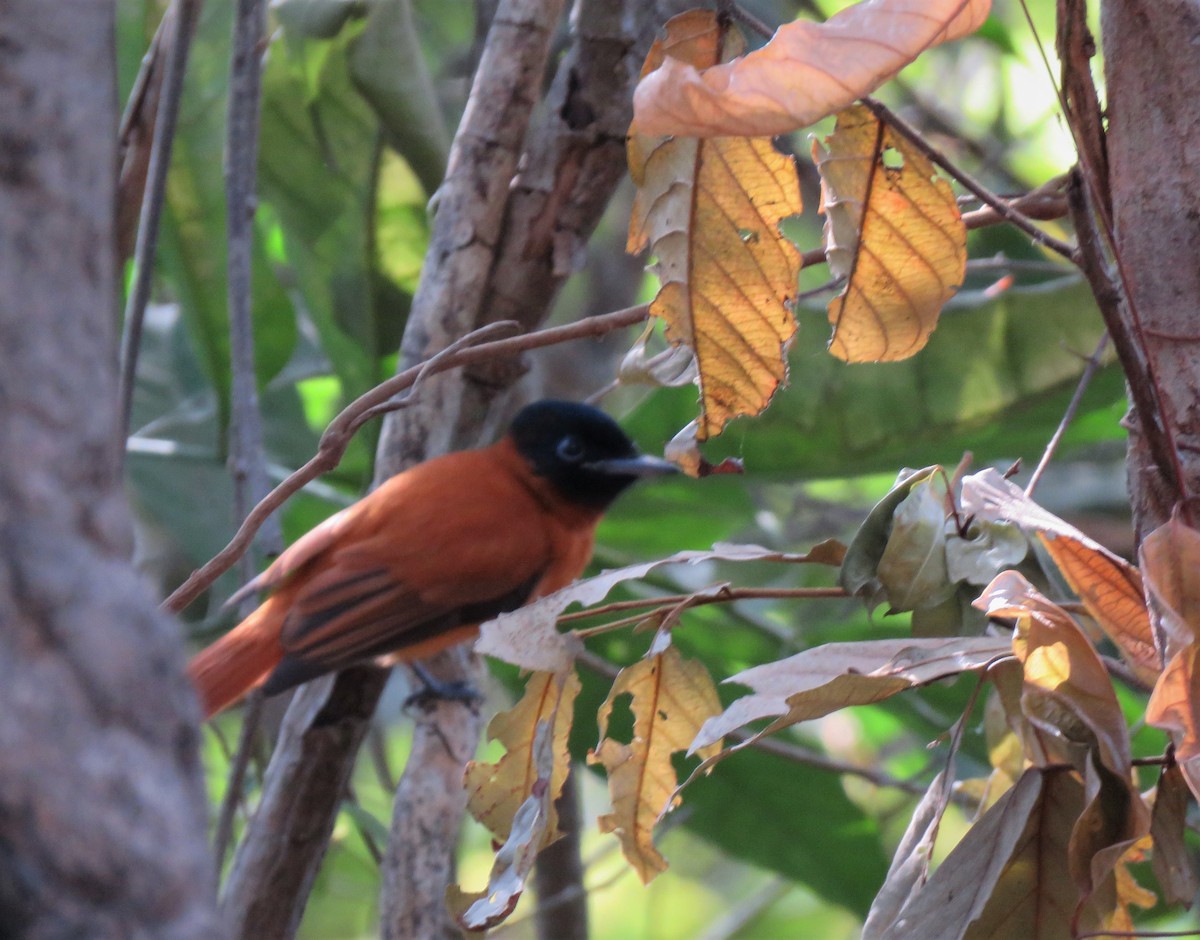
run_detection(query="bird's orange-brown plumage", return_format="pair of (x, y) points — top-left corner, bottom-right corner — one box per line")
(188, 438), (604, 718)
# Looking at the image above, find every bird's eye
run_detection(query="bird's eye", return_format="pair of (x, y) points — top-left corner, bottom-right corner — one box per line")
(556, 435), (585, 462)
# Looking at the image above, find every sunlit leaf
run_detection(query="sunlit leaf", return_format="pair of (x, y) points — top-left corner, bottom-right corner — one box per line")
(692, 636), (1009, 751)
(964, 469), (1157, 679)
(1145, 644), (1200, 761)
(589, 642), (723, 883)
(976, 571), (1132, 776)
(628, 10), (802, 440)
(633, 0), (991, 137)
(814, 105), (966, 362)
(448, 722), (554, 931)
(464, 669), (580, 846)
(1149, 761), (1197, 906)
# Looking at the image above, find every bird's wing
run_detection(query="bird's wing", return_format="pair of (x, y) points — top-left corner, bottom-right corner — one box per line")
(263, 448), (566, 694)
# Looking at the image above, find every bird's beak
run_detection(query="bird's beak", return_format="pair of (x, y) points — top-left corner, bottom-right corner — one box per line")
(584, 454), (680, 477)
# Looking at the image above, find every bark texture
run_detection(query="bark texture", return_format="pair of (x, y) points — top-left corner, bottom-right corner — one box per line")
(0, 3), (218, 937)
(1102, 0), (1200, 536)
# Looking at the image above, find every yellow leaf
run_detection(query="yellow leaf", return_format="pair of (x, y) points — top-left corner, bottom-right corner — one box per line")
(814, 105), (966, 362)
(464, 669), (580, 846)
(588, 644), (722, 883)
(633, 0), (991, 138)
(628, 11), (802, 441)
(449, 722), (555, 932)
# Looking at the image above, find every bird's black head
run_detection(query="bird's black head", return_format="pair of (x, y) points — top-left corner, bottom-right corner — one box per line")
(509, 400), (678, 511)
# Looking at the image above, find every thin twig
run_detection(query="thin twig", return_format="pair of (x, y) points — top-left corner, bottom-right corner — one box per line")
(117, 0), (202, 448)
(1024, 332), (1110, 497)
(212, 690), (264, 878)
(861, 97), (1078, 263)
(163, 304), (649, 613)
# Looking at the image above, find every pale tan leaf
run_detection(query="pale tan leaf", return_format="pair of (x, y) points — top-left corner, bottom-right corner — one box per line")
(588, 644), (722, 883)
(477, 543), (839, 672)
(1150, 761), (1198, 906)
(1140, 515), (1200, 659)
(693, 636), (1010, 752)
(633, 0), (991, 138)
(963, 468), (1157, 678)
(814, 105), (966, 362)
(628, 10), (803, 440)
(448, 721), (554, 931)
(976, 571), (1133, 777)
(464, 669), (580, 846)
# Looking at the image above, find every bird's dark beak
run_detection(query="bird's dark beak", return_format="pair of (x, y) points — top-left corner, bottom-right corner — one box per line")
(584, 454), (680, 478)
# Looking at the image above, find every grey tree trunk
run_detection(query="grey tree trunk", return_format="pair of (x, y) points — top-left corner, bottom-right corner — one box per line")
(0, 3), (219, 936)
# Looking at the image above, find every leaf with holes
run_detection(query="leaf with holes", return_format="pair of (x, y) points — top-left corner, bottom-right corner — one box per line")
(633, 0), (991, 137)
(628, 10), (802, 440)
(588, 641), (723, 883)
(464, 669), (580, 847)
(814, 105), (966, 362)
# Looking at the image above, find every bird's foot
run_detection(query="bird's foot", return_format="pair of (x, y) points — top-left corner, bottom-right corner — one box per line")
(404, 662), (484, 712)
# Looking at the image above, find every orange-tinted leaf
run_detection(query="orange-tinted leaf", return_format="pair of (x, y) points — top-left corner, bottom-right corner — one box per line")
(693, 636), (1010, 752)
(1140, 516), (1200, 659)
(814, 106), (966, 362)
(1146, 644), (1200, 761)
(963, 469), (1157, 678)
(478, 543), (840, 672)
(633, 0), (991, 138)
(1150, 761), (1197, 906)
(628, 11), (802, 440)
(976, 571), (1132, 777)
(449, 722), (554, 931)
(464, 669), (580, 846)
(588, 643), (722, 883)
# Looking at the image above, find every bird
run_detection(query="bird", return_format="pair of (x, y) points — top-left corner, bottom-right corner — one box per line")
(188, 400), (679, 718)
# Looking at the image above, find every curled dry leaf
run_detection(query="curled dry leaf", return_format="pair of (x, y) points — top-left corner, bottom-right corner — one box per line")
(692, 636), (1010, 752)
(477, 542), (843, 673)
(588, 643), (723, 883)
(1139, 515), (1200, 659)
(633, 0), (991, 138)
(448, 721), (555, 932)
(963, 468), (1157, 680)
(663, 419), (745, 477)
(976, 571), (1132, 777)
(628, 10), (803, 441)
(1145, 644), (1200, 761)
(876, 477), (955, 612)
(464, 669), (580, 846)
(815, 105), (967, 362)
(1149, 761), (1198, 907)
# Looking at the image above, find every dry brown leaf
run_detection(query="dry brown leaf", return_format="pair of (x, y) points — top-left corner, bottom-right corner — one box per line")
(963, 468), (1157, 678)
(628, 10), (802, 441)
(1068, 753), (1151, 909)
(633, 0), (990, 138)
(464, 669), (580, 846)
(693, 636), (1010, 752)
(1150, 761), (1198, 906)
(1140, 516), (1200, 660)
(814, 105), (966, 362)
(1146, 644), (1200, 761)
(976, 571), (1132, 777)
(588, 643), (722, 883)
(449, 722), (554, 931)
(477, 542), (841, 672)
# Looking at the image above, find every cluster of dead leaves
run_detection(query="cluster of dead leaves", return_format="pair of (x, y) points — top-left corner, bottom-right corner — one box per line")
(625, 1), (982, 457)
(452, 466), (1200, 935)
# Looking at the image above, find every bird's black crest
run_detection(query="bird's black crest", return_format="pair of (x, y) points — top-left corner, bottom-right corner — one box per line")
(509, 400), (649, 510)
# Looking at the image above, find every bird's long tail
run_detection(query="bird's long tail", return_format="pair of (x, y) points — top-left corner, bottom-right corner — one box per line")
(188, 598), (287, 719)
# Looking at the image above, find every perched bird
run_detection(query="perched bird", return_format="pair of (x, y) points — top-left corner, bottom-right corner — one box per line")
(188, 400), (678, 718)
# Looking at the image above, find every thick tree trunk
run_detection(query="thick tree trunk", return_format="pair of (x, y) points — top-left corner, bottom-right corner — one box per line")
(0, 3), (218, 936)
(1101, 0), (1200, 538)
